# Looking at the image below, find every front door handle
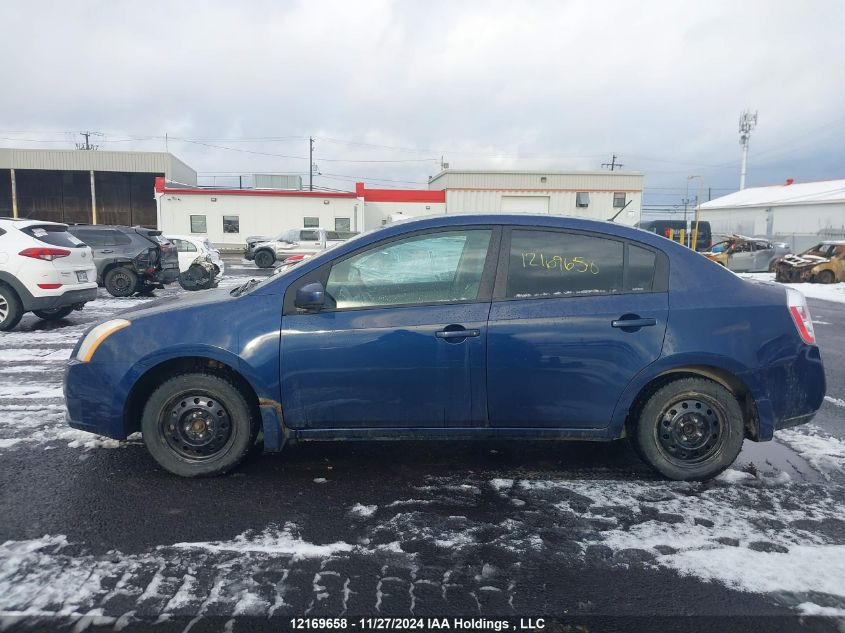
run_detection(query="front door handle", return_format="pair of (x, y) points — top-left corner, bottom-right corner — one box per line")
(436, 328), (480, 339)
(611, 317), (657, 329)
(100, 249), (114, 254)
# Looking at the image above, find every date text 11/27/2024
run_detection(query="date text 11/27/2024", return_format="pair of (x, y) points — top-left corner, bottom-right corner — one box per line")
(290, 617), (546, 630)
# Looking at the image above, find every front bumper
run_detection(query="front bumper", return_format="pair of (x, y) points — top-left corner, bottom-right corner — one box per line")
(64, 359), (130, 439)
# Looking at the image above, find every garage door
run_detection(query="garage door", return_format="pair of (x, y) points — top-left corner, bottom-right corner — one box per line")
(500, 195), (550, 213)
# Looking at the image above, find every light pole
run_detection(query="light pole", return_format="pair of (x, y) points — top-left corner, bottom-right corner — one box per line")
(688, 175), (704, 249)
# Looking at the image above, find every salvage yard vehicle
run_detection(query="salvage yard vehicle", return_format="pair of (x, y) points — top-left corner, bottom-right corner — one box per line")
(773, 241), (845, 284)
(68, 225), (180, 297)
(246, 228), (358, 268)
(65, 214), (826, 481)
(0, 218), (98, 331)
(166, 234), (225, 277)
(703, 235), (791, 272)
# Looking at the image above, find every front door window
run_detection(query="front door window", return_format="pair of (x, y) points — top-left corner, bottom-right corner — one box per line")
(325, 230), (492, 310)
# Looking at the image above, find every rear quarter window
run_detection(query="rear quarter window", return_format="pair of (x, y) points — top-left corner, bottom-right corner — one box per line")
(22, 225), (85, 249)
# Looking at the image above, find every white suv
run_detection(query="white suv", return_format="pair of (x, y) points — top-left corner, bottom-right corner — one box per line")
(0, 218), (98, 331)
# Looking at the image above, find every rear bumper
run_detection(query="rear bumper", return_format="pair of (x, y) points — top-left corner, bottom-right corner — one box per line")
(22, 286), (98, 312)
(753, 344), (826, 440)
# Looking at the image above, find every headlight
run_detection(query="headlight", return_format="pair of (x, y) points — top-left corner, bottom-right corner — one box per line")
(76, 319), (131, 362)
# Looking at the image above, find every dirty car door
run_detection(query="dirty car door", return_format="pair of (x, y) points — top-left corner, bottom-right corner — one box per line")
(280, 228), (498, 429)
(487, 228), (668, 429)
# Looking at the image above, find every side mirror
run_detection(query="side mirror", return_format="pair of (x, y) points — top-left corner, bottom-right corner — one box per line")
(295, 282), (325, 311)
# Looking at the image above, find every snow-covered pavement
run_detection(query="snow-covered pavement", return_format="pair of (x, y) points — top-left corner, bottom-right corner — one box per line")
(1, 263), (844, 630)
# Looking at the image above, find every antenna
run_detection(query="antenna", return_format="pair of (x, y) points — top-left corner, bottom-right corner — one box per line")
(601, 154), (623, 171)
(76, 131), (102, 150)
(738, 110), (757, 190)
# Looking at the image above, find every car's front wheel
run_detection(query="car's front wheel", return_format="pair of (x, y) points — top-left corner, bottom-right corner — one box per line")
(104, 266), (138, 297)
(0, 284), (23, 331)
(254, 250), (275, 268)
(816, 270), (836, 284)
(633, 377), (744, 481)
(141, 373), (258, 477)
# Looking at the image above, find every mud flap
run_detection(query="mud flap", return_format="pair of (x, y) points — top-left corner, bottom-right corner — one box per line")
(258, 400), (287, 453)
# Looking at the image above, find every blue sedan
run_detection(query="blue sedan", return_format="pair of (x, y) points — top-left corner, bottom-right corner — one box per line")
(64, 215), (826, 480)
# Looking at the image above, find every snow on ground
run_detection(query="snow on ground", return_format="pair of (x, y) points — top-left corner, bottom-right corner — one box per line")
(739, 272), (845, 304)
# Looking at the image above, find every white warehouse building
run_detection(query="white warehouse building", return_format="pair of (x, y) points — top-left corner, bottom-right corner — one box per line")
(155, 169), (644, 248)
(699, 178), (845, 251)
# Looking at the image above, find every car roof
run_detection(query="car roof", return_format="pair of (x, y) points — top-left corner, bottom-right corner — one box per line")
(0, 217), (68, 229)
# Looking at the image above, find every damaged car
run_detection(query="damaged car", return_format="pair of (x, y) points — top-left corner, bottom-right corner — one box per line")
(773, 240), (845, 284)
(703, 235), (790, 272)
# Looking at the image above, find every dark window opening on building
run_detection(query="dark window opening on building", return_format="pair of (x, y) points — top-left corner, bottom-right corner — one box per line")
(223, 216), (240, 233)
(576, 192), (590, 208)
(190, 215), (207, 233)
(613, 192), (627, 208)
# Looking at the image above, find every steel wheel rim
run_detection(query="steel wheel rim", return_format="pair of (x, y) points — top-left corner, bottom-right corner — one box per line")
(112, 272), (132, 291)
(655, 396), (725, 466)
(160, 392), (234, 461)
(0, 296), (7, 322)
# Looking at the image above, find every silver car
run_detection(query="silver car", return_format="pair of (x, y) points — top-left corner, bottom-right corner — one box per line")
(705, 235), (791, 272)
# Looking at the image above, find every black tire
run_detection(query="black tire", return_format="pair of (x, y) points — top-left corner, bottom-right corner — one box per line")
(104, 267), (138, 297)
(633, 377), (744, 481)
(0, 284), (23, 332)
(141, 373), (257, 477)
(816, 270), (836, 284)
(254, 250), (275, 269)
(33, 306), (75, 321)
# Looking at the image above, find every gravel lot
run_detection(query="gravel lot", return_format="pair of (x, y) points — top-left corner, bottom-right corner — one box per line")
(1, 257), (844, 631)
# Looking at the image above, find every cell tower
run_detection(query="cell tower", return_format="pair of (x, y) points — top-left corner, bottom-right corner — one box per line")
(738, 110), (757, 190)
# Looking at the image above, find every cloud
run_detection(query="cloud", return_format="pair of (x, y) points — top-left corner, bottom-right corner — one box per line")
(0, 0), (843, 202)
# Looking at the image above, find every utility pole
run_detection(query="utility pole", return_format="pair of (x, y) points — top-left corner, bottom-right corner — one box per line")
(738, 110), (757, 190)
(309, 136), (314, 191)
(601, 154), (623, 171)
(76, 131), (101, 150)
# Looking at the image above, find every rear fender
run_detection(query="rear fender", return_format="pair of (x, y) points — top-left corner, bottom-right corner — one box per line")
(608, 353), (773, 440)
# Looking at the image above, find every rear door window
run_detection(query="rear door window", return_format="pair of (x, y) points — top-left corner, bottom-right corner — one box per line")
(505, 230), (659, 298)
(507, 230), (624, 298)
(22, 225), (86, 248)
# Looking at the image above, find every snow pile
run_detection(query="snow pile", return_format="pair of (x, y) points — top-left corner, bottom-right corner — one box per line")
(349, 503), (378, 518)
(171, 524), (354, 559)
(739, 272), (845, 304)
(778, 427), (845, 478)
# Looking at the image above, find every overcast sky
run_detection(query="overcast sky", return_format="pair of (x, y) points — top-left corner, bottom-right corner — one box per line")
(1, 0), (843, 208)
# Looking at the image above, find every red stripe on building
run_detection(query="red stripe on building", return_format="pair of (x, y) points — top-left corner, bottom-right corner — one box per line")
(356, 182), (446, 203)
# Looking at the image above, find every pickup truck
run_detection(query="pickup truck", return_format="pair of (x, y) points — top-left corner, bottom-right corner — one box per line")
(245, 228), (358, 268)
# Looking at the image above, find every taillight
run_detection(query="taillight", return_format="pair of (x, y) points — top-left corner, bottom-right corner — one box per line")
(19, 247), (71, 261)
(786, 287), (815, 344)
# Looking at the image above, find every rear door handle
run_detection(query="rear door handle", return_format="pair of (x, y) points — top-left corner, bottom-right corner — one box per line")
(100, 249), (114, 254)
(611, 317), (657, 329)
(436, 329), (480, 339)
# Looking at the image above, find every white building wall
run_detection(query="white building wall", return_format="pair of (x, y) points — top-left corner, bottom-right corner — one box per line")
(362, 200), (446, 230)
(157, 192), (361, 247)
(445, 189), (642, 225)
(699, 202), (845, 250)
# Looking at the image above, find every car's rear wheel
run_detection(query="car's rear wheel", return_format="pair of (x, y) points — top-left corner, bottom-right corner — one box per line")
(816, 269), (835, 284)
(104, 266), (138, 297)
(633, 377), (744, 481)
(33, 306), (74, 321)
(0, 284), (23, 331)
(141, 373), (257, 477)
(254, 250), (275, 269)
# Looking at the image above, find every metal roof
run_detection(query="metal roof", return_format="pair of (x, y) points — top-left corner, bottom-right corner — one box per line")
(701, 179), (845, 210)
(0, 148), (197, 185)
